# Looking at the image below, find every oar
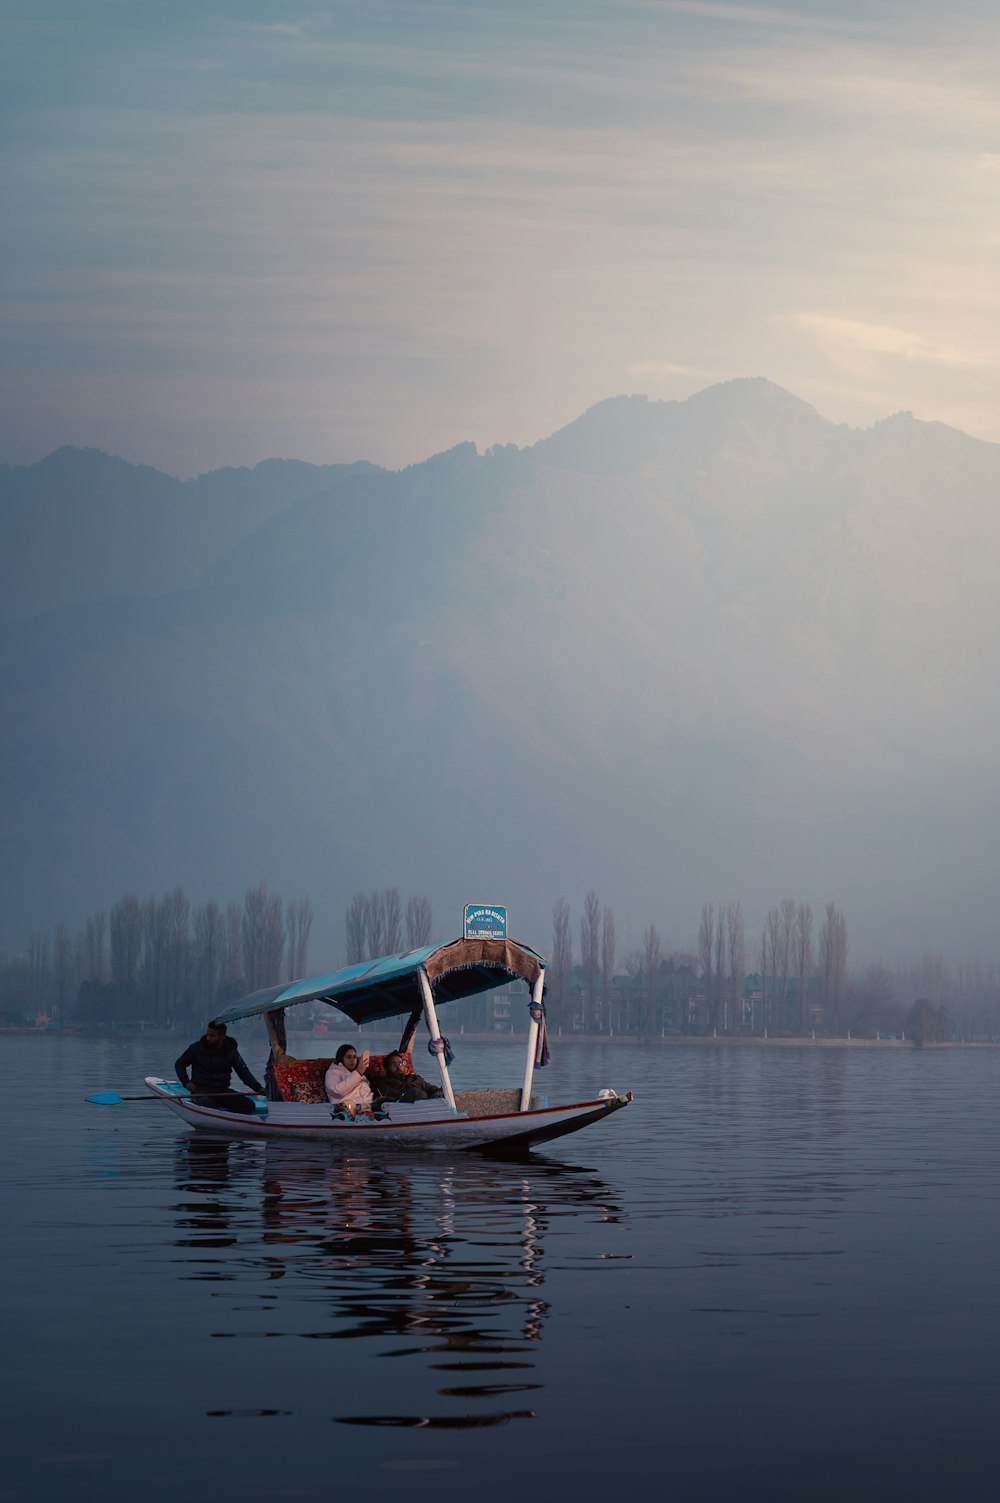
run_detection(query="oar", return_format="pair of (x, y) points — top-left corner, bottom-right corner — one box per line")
(86, 1089), (262, 1105)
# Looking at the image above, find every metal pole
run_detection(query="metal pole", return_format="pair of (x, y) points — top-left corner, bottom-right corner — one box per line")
(417, 966), (456, 1109)
(520, 973), (544, 1111)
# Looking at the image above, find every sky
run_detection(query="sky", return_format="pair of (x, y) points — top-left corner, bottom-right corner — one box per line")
(4, 0), (1000, 477)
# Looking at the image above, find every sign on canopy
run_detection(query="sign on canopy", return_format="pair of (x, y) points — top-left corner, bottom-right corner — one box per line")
(463, 904), (508, 940)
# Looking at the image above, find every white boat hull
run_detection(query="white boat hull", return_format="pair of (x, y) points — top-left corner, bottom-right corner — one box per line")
(143, 1077), (632, 1152)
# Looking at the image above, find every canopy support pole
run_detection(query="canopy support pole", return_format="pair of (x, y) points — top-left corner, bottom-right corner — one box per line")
(263, 1010), (285, 1060)
(398, 1006), (422, 1056)
(417, 967), (457, 1110)
(263, 1007), (288, 1101)
(520, 973), (545, 1110)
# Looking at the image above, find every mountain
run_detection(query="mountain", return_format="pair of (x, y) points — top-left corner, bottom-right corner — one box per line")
(0, 447), (379, 624)
(3, 379), (999, 961)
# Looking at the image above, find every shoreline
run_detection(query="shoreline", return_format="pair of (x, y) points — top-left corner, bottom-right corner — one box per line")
(4, 1028), (995, 1050)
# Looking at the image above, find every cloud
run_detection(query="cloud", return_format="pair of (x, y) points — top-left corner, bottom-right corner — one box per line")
(648, 0), (863, 33)
(628, 359), (705, 380)
(7, 1), (1000, 471)
(792, 314), (989, 369)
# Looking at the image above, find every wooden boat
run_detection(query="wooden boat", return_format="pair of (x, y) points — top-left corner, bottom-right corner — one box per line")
(144, 933), (632, 1152)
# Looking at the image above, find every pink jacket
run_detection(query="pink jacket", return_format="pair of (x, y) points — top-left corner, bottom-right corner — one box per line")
(324, 1061), (374, 1109)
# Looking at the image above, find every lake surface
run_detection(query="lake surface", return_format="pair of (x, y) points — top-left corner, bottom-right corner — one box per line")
(3, 1034), (1000, 1502)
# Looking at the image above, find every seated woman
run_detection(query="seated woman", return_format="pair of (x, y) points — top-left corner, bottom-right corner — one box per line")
(324, 1044), (375, 1112)
(371, 1050), (443, 1105)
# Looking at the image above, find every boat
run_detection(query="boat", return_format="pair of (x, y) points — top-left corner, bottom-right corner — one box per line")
(143, 931), (632, 1152)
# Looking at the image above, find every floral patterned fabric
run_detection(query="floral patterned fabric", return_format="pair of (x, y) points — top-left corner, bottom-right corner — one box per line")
(273, 1051), (412, 1104)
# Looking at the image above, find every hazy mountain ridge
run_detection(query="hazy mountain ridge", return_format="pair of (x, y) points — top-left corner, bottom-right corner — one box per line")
(0, 447), (381, 625)
(3, 379), (999, 958)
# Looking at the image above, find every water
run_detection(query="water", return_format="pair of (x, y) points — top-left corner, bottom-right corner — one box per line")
(4, 1035), (1000, 1501)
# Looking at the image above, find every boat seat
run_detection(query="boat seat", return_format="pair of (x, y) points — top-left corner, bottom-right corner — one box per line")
(273, 1051), (412, 1104)
(267, 1102), (340, 1125)
(380, 1099), (465, 1122)
(452, 1088), (523, 1118)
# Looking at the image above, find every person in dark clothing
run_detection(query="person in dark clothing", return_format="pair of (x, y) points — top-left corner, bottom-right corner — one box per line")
(175, 1020), (264, 1114)
(370, 1050), (444, 1105)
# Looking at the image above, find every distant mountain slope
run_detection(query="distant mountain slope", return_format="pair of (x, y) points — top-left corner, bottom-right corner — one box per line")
(3, 380), (1000, 959)
(530, 377), (833, 477)
(0, 447), (379, 623)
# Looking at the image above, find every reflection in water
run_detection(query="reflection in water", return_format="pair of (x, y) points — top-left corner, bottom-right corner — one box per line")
(172, 1136), (244, 1257)
(206, 1408), (292, 1418)
(341, 1411), (536, 1428)
(171, 1138), (624, 1430)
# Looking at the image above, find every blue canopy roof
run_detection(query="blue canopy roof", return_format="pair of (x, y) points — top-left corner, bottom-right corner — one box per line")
(213, 935), (546, 1028)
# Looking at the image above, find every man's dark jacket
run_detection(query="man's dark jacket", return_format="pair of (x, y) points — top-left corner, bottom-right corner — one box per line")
(175, 1036), (264, 1094)
(371, 1070), (443, 1104)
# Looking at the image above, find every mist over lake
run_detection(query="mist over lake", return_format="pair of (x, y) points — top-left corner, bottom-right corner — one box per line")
(5, 381), (1000, 970)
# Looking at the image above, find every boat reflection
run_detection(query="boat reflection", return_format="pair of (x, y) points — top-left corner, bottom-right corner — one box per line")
(171, 1139), (625, 1429)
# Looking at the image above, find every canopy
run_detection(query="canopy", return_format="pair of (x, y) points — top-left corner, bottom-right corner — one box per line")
(213, 936), (546, 1029)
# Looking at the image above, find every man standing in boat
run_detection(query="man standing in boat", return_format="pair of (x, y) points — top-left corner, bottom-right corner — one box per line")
(175, 1020), (264, 1113)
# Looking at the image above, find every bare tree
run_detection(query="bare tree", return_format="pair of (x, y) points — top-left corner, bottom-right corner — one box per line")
(727, 902), (746, 1029)
(405, 895), (433, 949)
(916, 950), (949, 1008)
(52, 921), (72, 1017)
(713, 904), (726, 1031)
(110, 894), (142, 992)
(193, 900), (224, 1009)
(242, 882), (284, 991)
(763, 907), (783, 1032)
(907, 995), (948, 1047)
(384, 888), (402, 954)
(601, 904), (616, 1024)
(831, 907), (848, 1028)
(345, 892), (367, 964)
(286, 896), (313, 977)
(160, 886), (190, 1024)
(846, 964), (901, 1038)
(580, 889), (601, 1031)
(242, 884), (267, 990)
(73, 927), (87, 994)
(818, 903), (849, 1032)
(365, 890), (387, 959)
(27, 931), (50, 1014)
(698, 903), (715, 1012)
(642, 924), (662, 1034)
(794, 902), (814, 1034)
(624, 948), (644, 1034)
(819, 903), (835, 1021)
(141, 896), (167, 1023)
(261, 891), (285, 987)
(552, 899), (573, 1027)
(223, 902), (244, 990)
(84, 910), (107, 982)
(778, 897), (796, 1029)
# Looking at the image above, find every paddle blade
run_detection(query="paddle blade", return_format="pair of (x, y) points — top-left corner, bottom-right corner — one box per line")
(85, 1091), (123, 1104)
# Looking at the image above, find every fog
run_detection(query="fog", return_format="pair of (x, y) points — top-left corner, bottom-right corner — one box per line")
(3, 380), (999, 980)
(4, 1), (1000, 1006)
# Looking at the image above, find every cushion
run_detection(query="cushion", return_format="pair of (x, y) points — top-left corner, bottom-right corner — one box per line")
(273, 1051), (411, 1104)
(453, 1088), (522, 1118)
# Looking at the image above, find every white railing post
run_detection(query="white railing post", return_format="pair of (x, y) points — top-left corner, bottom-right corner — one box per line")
(520, 973), (544, 1111)
(417, 966), (456, 1109)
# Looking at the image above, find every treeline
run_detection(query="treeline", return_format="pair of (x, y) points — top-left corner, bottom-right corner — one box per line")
(5, 882), (998, 1042)
(344, 889), (433, 963)
(546, 891), (1000, 1042)
(1, 883), (438, 1031)
(1, 883), (313, 1030)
